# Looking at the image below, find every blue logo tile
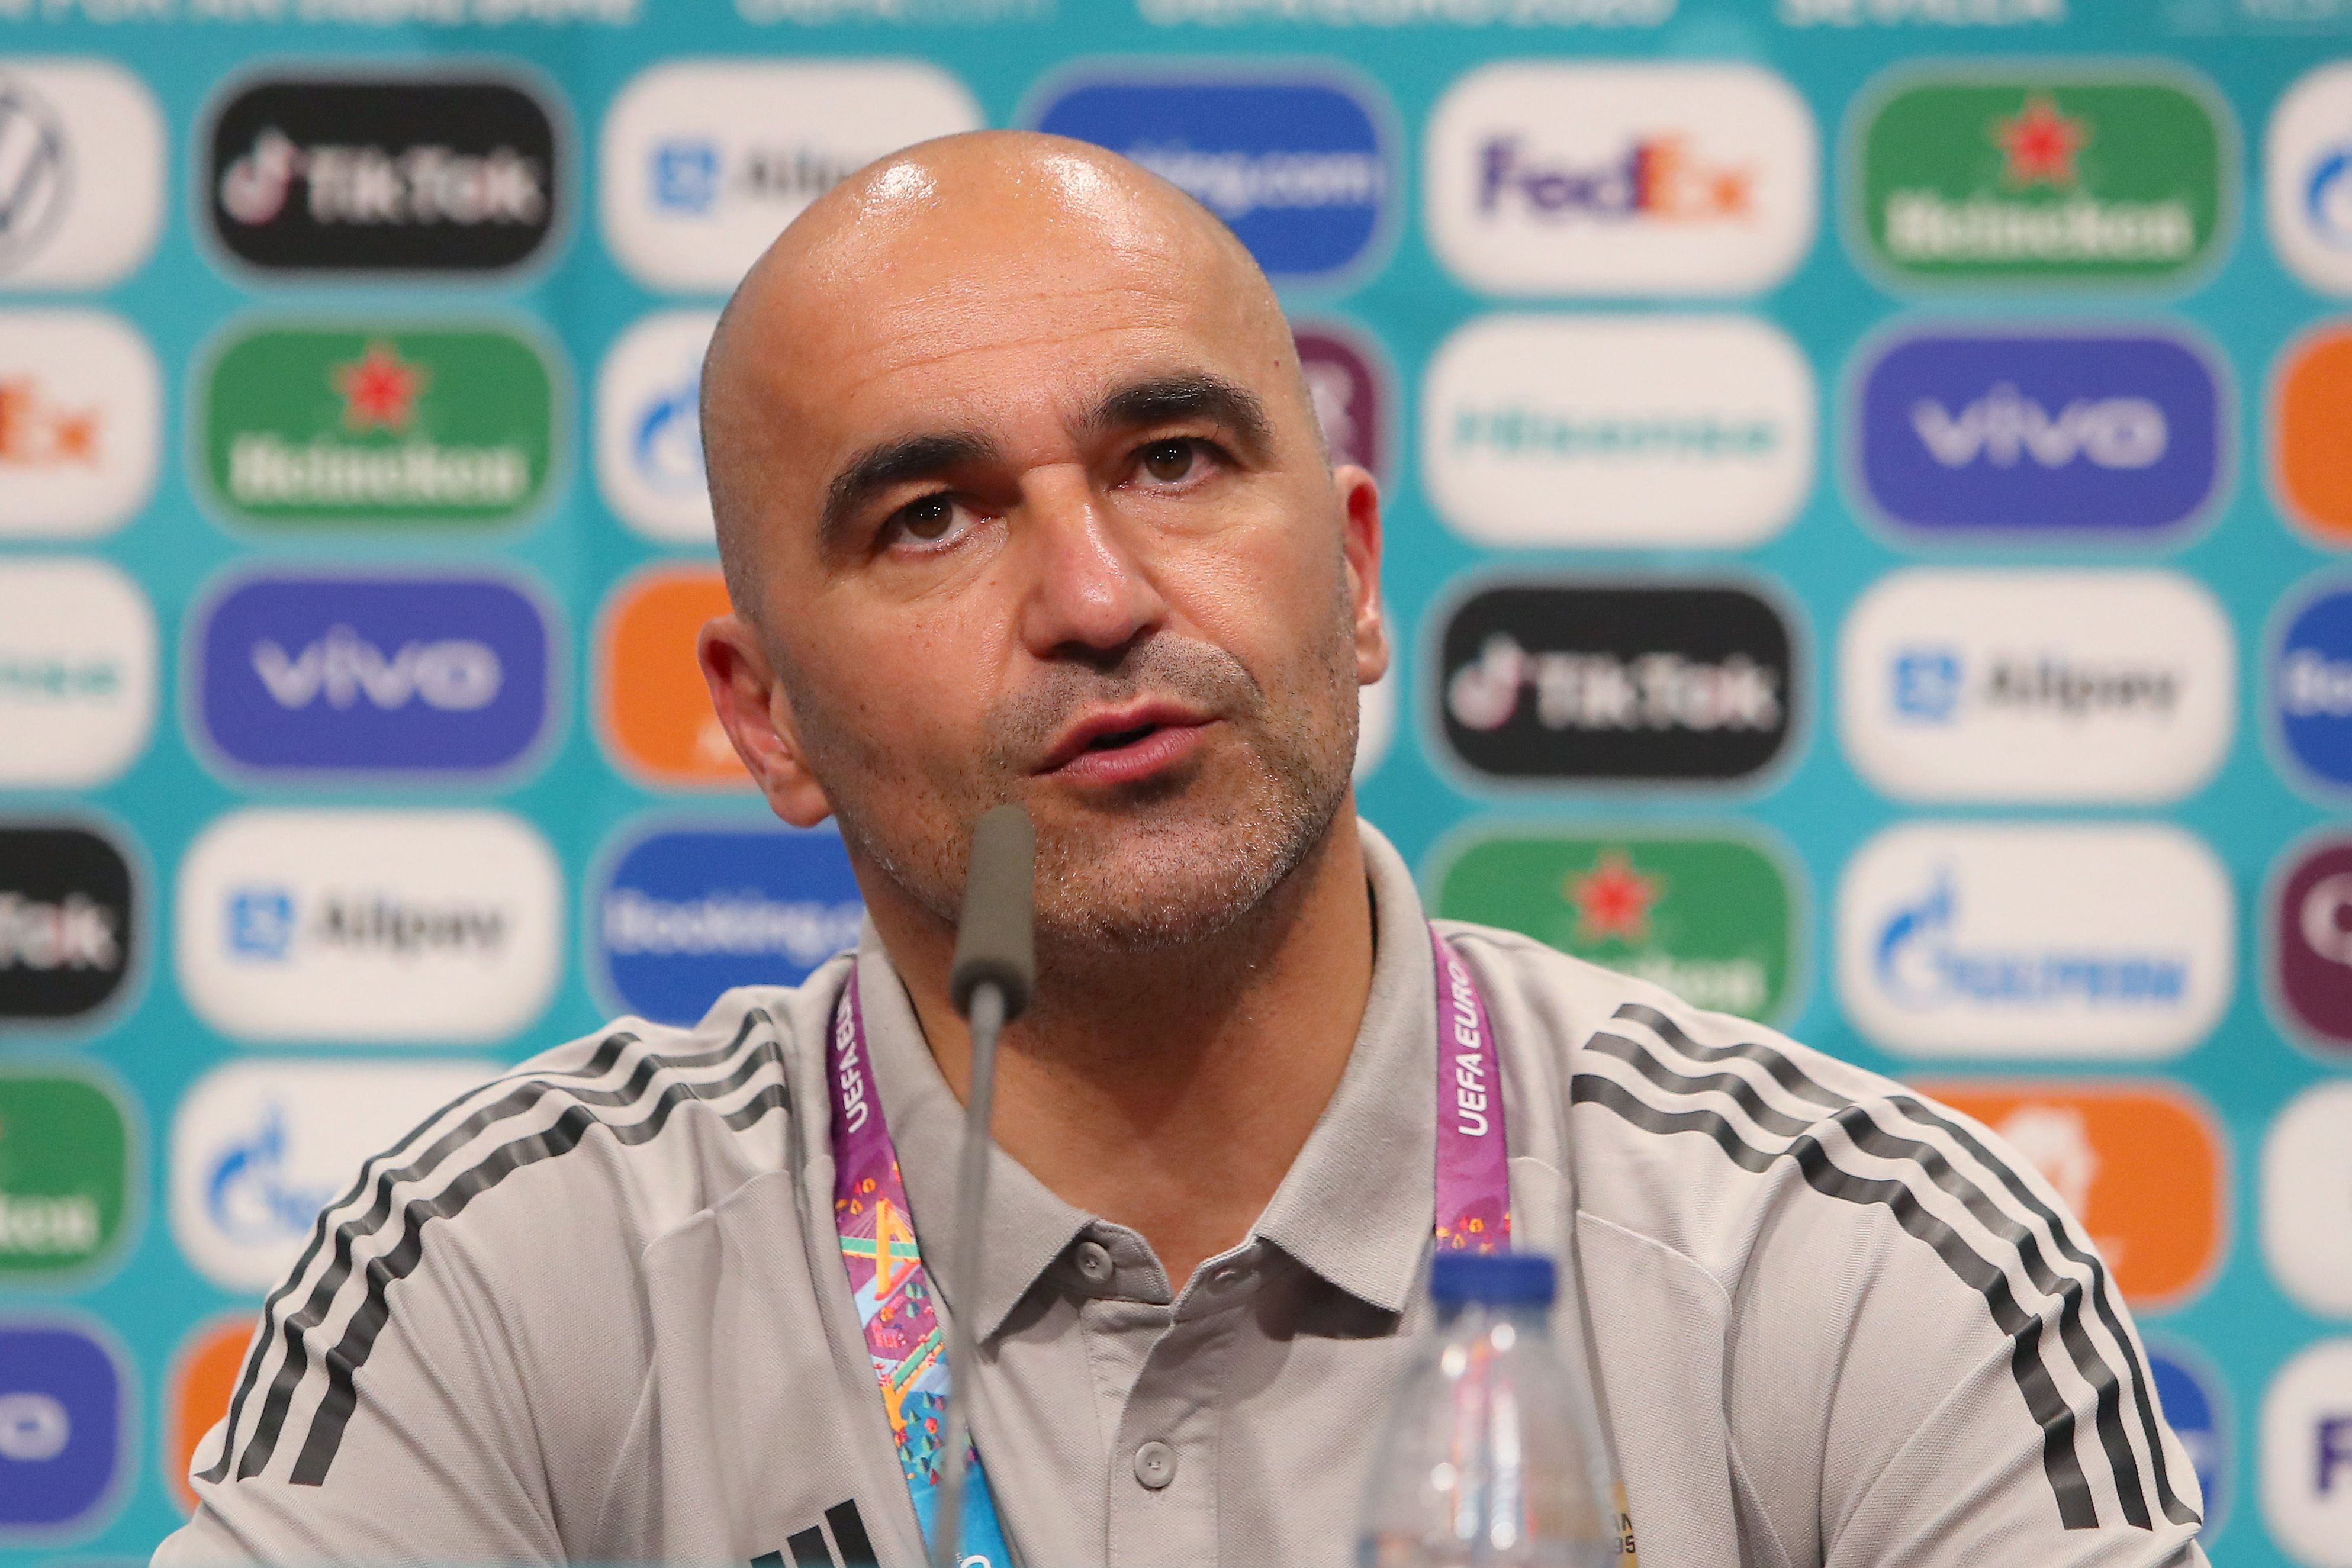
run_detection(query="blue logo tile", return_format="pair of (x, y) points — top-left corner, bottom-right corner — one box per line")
(595, 825), (864, 1026)
(1031, 73), (1391, 281)
(2277, 584), (2352, 791)
(1892, 648), (1964, 722)
(0, 1322), (123, 1535)
(2146, 1344), (2228, 1544)
(195, 572), (555, 778)
(1855, 329), (2223, 537)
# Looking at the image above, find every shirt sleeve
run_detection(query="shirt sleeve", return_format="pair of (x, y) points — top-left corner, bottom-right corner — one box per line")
(1721, 1090), (2209, 1568)
(153, 1219), (568, 1568)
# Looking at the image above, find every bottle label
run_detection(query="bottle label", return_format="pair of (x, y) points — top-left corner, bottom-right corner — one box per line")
(1615, 1483), (1640, 1566)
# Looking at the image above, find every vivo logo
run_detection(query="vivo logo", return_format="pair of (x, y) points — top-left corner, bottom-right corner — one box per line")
(194, 572), (554, 779)
(1836, 821), (2231, 1059)
(176, 809), (560, 1045)
(1854, 329), (2224, 537)
(1910, 384), (2166, 469)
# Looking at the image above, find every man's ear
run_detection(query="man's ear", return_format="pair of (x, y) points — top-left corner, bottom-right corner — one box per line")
(1333, 463), (1389, 687)
(697, 613), (835, 829)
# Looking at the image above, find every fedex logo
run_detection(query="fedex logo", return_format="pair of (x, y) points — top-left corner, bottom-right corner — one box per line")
(1476, 136), (1753, 221)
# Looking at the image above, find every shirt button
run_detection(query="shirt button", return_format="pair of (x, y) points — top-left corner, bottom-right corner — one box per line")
(1132, 1440), (1177, 1490)
(1073, 1241), (1114, 1285)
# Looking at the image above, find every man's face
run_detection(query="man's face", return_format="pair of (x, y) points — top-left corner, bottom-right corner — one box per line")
(709, 165), (1386, 951)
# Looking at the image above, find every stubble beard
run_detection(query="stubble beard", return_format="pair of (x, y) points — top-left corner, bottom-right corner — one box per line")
(797, 584), (1361, 960)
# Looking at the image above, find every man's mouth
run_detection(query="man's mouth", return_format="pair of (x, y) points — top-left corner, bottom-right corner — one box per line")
(1038, 701), (1216, 785)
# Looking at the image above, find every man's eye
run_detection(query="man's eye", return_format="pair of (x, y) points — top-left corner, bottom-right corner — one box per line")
(1139, 440), (1201, 484)
(895, 495), (958, 542)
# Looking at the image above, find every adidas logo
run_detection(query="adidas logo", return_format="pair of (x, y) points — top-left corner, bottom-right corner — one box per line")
(752, 1498), (879, 1568)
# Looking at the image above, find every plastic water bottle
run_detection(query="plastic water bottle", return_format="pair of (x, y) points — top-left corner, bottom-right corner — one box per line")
(1359, 1253), (1623, 1567)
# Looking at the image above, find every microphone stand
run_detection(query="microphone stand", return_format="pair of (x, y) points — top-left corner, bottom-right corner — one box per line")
(932, 804), (1035, 1568)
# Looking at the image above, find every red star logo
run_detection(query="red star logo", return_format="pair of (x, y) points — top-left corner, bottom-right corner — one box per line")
(1568, 850), (1661, 945)
(332, 340), (428, 433)
(1994, 94), (2089, 188)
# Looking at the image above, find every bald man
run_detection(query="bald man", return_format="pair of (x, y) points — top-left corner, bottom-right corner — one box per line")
(159, 134), (2208, 1568)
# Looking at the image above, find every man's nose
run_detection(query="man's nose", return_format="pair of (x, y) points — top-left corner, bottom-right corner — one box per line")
(1012, 466), (1168, 659)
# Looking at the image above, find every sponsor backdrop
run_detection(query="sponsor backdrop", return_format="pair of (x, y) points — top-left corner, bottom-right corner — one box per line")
(4, 1), (2352, 1561)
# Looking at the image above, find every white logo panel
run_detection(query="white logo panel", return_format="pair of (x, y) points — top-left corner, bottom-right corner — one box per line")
(1421, 315), (1814, 547)
(0, 311), (159, 538)
(1354, 675), (1394, 783)
(600, 61), (982, 294)
(2263, 1338), (2352, 1567)
(0, 558), (157, 788)
(175, 809), (562, 1044)
(1839, 569), (2235, 803)
(2263, 1082), (2352, 1319)
(1424, 63), (1817, 297)
(1835, 822), (2231, 1059)
(0, 60), (165, 289)
(596, 310), (719, 543)
(2269, 63), (2352, 297)
(169, 1058), (494, 1292)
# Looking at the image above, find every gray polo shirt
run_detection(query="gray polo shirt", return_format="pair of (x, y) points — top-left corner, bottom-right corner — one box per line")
(157, 822), (2208, 1568)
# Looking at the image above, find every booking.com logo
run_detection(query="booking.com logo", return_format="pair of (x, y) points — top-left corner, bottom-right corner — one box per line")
(1029, 70), (1392, 284)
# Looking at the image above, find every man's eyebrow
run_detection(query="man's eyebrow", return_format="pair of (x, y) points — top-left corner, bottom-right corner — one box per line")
(1085, 374), (1274, 459)
(819, 430), (1002, 552)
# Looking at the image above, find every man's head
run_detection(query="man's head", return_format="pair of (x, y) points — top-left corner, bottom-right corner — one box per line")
(696, 130), (1386, 955)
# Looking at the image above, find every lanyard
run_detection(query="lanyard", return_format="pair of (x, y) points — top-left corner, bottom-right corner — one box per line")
(825, 927), (1513, 1568)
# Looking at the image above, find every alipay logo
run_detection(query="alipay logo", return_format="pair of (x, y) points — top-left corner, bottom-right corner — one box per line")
(1031, 72), (1391, 282)
(596, 311), (718, 545)
(1841, 570), (2234, 803)
(1422, 315), (1813, 548)
(0, 311), (160, 540)
(1854, 329), (2224, 537)
(169, 1060), (493, 1293)
(0, 559), (156, 790)
(176, 809), (561, 1045)
(193, 572), (555, 780)
(601, 62), (980, 294)
(1424, 63), (1817, 296)
(2273, 583), (2352, 794)
(1836, 822), (2231, 1058)
(596, 825), (863, 1026)
(0, 62), (163, 290)
(0, 1321), (123, 1533)
(2268, 63), (2352, 296)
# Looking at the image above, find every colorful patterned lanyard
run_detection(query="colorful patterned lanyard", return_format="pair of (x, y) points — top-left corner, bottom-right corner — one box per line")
(824, 928), (1513, 1568)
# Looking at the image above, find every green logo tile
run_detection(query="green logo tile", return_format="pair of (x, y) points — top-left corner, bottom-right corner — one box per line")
(1854, 69), (2229, 286)
(0, 1072), (131, 1280)
(200, 323), (558, 526)
(1436, 831), (1799, 1023)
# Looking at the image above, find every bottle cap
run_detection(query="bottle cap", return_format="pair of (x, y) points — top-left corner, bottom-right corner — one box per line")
(1430, 1250), (1556, 1307)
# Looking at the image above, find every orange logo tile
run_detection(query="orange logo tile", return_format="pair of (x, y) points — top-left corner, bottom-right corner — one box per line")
(596, 565), (751, 788)
(166, 1315), (256, 1512)
(1922, 1080), (2226, 1312)
(2277, 326), (2352, 542)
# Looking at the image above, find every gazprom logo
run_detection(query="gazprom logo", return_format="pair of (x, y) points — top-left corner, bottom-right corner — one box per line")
(192, 570), (556, 779)
(1854, 328), (2225, 538)
(593, 823), (864, 1027)
(1029, 70), (1392, 283)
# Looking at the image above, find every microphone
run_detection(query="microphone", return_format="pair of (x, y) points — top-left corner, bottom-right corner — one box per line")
(931, 804), (1035, 1568)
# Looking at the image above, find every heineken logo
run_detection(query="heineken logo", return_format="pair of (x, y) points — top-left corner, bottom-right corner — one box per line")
(198, 324), (558, 527)
(1434, 831), (1798, 1022)
(1852, 70), (2229, 285)
(0, 1071), (132, 1280)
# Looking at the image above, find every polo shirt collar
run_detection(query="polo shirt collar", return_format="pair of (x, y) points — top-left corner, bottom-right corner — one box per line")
(851, 817), (1439, 1337)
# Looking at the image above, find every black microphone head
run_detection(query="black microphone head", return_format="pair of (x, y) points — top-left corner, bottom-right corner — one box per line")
(950, 803), (1036, 1021)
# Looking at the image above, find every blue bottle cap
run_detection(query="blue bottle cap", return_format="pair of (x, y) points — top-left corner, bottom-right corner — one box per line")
(1430, 1251), (1556, 1307)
